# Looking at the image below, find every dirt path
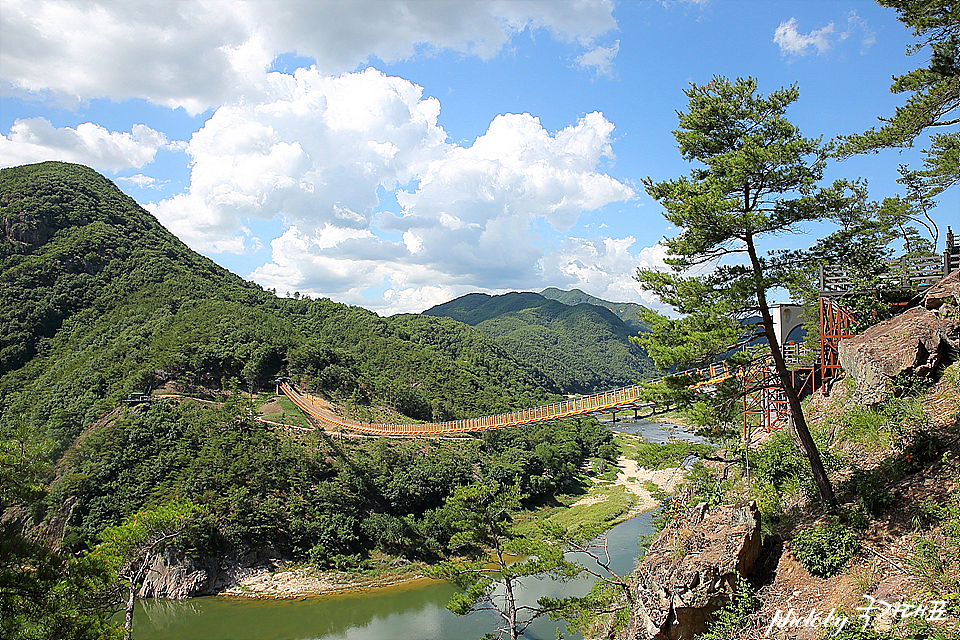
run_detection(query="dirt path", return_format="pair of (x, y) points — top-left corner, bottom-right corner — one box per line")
(572, 455), (685, 516)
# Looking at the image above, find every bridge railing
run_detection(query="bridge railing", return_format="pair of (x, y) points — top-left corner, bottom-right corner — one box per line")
(280, 353), (745, 435)
(820, 230), (959, 297)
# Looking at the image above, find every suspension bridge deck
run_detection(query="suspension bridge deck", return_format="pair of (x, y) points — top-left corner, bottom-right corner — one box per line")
(279, 361), (738, 436)
(281, 233), (959, 437)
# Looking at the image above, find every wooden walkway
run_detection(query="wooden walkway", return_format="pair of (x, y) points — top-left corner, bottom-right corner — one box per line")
(820, 227), (959, 296)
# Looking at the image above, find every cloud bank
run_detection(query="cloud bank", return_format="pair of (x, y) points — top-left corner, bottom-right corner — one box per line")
(1, 0), (618, 113)
(142, 67), (638, 312)
(1, 0), (663, 314)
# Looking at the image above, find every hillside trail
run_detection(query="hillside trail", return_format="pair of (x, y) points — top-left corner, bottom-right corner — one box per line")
(573, 455), (685, 515)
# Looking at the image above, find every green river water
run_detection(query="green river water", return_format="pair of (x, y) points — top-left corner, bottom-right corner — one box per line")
(129, 420), (696, 640)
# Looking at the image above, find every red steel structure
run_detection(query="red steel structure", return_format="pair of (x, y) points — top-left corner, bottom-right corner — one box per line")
(743, 228), (959, 435)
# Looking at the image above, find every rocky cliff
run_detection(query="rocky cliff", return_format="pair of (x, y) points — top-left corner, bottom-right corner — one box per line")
(623, 501), (761, 640)
(138, 546), (284, 599)
(839, 271), (960, 406)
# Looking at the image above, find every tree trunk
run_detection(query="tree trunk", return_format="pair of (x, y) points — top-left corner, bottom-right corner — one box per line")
(504, 574), (519, 640)
(495, 543), (519, 640)
(124, 577), (135, 640)
(747, 236), (838, 512)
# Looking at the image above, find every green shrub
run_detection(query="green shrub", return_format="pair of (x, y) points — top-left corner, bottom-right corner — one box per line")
(791, 521), (860, 578)
(844, 470), (894, 517)
(697, 582), (758, 640)
(841, 505), (870, 531)
(633, 441), (714, 471)
(753, 431), (809, 489)
(751, 479), (786, 537)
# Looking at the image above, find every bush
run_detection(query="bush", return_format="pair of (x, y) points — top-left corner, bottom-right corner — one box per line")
(791, 521), (860, 577)
(845, 470), (893, 517)
(633, 441), (714, 471)
(751, 479), (786, 537)
(697, 582), (758, 640)
(753, 431), (809, 489)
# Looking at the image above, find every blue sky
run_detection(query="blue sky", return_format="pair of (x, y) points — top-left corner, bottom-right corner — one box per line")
(2, 0), (956, 314)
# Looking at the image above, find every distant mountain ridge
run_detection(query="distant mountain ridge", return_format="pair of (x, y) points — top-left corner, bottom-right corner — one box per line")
(539, 287), (649, 334)
(423, 290), (657, 394)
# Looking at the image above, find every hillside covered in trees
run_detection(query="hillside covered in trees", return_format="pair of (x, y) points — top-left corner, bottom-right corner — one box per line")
(539, 287), (650, 335)
(423, 291), (657, 393)
(0, 162), (622, 638)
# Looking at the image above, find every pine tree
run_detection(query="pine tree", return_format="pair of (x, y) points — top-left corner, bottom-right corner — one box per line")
(634, 77), (863, 512)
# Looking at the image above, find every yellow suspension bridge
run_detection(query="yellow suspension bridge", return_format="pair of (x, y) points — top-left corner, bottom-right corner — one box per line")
(278, 361), (738, 437)
(280, 228), (960, 437)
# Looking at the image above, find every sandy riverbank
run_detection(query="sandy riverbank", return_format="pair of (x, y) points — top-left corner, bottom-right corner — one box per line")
(219, 566), (435, 599)
(570, 455), (684, 517)
(222, 453), (684, 599)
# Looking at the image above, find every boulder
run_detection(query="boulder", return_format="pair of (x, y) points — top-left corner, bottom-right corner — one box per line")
(623, 501), (761, 640)
(138, 545), (284, 599)
(838, 271), (960, 406)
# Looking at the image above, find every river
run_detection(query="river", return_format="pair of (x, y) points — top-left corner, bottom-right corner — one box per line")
(129, 419), (698, 640)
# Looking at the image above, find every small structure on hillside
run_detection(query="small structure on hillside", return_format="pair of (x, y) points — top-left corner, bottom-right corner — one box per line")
(121, 392), (152, 404)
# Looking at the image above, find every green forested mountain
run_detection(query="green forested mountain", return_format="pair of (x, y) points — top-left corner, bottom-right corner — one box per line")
(1, 163), (619, 628)
(1, 162), (559, 453)
(423, 291), (658, 393)
(539, 287), (650, 334)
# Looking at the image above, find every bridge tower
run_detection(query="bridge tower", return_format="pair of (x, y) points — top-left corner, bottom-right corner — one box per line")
(769, 303), (807, 348)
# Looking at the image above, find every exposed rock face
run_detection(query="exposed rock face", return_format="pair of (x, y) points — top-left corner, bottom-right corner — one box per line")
(138, 546), (284, 599)
(838, 271), (960, 406)
(1, 210), (57, 247)
(624, 501), (761, 640)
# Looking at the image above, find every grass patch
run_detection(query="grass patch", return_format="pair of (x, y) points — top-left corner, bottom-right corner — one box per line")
(549, 485), (637, 533)
(835, 406), (895, 453)
(339, 401), (421, 425)
(588, 457), (619, 482)
(273, 396), (312, 429)
(633, 440), (714, 470)
(517, 485), (637, 538)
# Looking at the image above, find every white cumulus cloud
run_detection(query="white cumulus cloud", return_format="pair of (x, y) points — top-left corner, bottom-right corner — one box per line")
(773, 18), (836, 56)
(1, 0), (618, 113)
(153, 67), (637, 312)
(148, 67), (448, 254)
(0, 118), (168, 172)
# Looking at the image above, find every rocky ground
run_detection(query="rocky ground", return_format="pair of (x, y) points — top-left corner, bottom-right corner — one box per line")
(618, 273), (960, 640)
(738, 377), (960, 640)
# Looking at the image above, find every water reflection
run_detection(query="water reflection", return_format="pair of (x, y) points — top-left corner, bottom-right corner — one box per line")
(131, 419), (690, 640)
(132, 510), (655, 640)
